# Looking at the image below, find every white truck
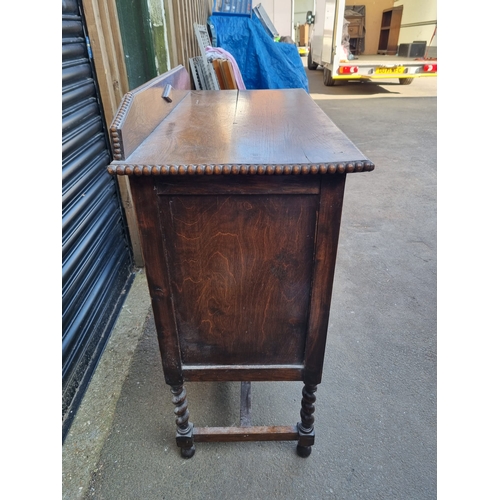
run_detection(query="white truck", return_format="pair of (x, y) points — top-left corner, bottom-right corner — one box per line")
(307, 0), (437, 86)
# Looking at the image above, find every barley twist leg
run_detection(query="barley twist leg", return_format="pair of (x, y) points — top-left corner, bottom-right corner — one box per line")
(171, 385), (195, 458)
(297, 384), (317, 458)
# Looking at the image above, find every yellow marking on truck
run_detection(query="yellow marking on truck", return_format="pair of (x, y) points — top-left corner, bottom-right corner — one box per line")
(374, 66), (406, 74)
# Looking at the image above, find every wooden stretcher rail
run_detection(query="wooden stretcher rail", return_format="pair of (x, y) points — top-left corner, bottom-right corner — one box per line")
(193, 425), (299, 442)
(183, 365), (304, 382)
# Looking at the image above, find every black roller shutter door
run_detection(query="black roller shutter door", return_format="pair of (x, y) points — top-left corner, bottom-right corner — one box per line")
(62, 0), (133, 439)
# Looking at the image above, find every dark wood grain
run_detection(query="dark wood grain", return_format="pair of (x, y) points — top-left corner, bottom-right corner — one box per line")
(109, 89), (371, 170)
(128, 176), (183, 386)
(109, 65), (191, 160)
(159, 188), (318, 366)
(182, 365), (303, 382)
(303, 175), (347, 385)
(156, 175), (320, 196)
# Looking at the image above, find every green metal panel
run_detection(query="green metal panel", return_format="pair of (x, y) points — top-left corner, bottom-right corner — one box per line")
(115, 0), (157, 90)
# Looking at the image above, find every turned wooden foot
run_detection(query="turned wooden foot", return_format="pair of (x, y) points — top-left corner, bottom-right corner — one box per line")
(171, 385), (195, 459)
(296, 384), (317, 458)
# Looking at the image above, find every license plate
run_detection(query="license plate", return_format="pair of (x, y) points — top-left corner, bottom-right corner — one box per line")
(375, 66), (405, 74)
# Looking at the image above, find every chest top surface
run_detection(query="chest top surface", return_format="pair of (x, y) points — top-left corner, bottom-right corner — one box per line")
(108, 84), (374, 176)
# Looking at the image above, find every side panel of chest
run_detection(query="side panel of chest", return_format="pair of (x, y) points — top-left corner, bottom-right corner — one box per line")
(157, 176), (320, 366)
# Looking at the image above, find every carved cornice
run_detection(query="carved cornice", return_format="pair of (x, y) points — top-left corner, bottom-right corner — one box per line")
(107, 161), (375, 176)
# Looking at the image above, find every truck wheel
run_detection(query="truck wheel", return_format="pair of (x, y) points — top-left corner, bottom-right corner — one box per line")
(323, 67), (335, 86)
(399, 78), (414, 85)
(307, 50), (318, 70)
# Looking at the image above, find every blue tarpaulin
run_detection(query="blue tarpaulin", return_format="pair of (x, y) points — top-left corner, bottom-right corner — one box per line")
(208, 14), (309, 92)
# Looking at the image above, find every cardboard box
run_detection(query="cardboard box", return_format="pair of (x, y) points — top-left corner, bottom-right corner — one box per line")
(299, 24), (309, 46)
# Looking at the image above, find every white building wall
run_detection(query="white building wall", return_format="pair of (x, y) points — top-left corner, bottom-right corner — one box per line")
(257, 0), (294, 38)
(294, 0), (314, 25)
(394, 0), (437, 49)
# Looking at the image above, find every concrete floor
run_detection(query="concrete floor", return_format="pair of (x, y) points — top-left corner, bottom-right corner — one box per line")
(62, 66), (437, 500)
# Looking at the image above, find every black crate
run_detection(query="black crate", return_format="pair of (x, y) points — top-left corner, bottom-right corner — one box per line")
(398, 43), (412, 57)
(410, 41), (426, 58)
(398, 41), (427, 58)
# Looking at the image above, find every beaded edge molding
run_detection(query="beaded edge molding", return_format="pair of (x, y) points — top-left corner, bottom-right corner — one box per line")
(109, 92), (134, 161)
(107, 161), (375, 176)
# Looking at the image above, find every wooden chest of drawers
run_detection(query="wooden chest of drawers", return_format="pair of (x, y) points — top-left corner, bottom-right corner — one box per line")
(346, 17), (363, 38)
(107, 66), (375, 459)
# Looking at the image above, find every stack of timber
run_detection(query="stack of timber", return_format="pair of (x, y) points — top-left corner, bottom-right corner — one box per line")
(211, 59), (238, 89)
(190, 22), (241, 90)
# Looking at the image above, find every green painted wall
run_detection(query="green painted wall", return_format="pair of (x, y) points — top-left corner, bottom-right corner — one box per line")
(115, 0), (170, 90)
